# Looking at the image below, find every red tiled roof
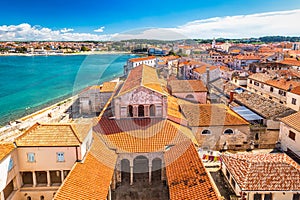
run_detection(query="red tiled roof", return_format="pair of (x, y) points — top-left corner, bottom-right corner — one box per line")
(54, 134), (117, 200)
(291, 86), (300, 95)
(117, 64), (166, 96)
(280, 111), (300, 132)
(165, 140), (220, 200)
(93, 118), (196, 153)
(0, 143), (15, 162)
(221, 153), (300, 191)
(129, 56), (156, 63)
(179, 103), (249, 127)
(168, 80), (207, 93)
(265, 79), (300, 91)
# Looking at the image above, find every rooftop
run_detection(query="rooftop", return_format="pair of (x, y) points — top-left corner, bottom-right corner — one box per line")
(15, 123), (91, 147)
(265, 78), (300, 91)
(221, 153), (300, 191)
(54, 134), (117, 200)
(280, 111), (300, 132)
(164, 140), (220, 200)
(168, 80), (207, 93)
(100, 81), (118, 93)
(117, 64), (167, 96)
(129, 56), (156, 63)
(93, 118), (197, 153)
(179, 103), (249, 127)
(0, 143), (15, 162)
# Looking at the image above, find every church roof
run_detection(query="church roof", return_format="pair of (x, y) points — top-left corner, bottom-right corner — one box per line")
(116, 64), (167, 97)
(165, 140), (220, 200)
(93, 118), (197, 153)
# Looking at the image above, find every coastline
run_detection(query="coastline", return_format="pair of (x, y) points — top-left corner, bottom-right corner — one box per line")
(0, 50), (132, 56)
(0, 77), (121, 141)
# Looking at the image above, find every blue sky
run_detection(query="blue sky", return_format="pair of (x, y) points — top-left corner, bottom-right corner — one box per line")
(0, 0), (300, 40)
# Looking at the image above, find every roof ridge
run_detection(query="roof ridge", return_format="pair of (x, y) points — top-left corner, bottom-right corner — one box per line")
(15, 122), (40, 143)
(70, 124), (83, 143)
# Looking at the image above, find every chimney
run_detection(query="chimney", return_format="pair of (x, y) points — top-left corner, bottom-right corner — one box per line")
(206, 65), (210, 86)
(229, 91), (235, 103)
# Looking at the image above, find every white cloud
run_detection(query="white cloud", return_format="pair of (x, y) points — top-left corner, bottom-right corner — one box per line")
(94, 26), (105, 33)
(0, 9), (299, 41)
(0, 23), (111, 41)
(60, 28), (74, 33)
(112, 9), (300, 40)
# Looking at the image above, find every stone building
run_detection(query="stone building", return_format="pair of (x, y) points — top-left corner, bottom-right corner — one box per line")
(221, 153), (300, 200)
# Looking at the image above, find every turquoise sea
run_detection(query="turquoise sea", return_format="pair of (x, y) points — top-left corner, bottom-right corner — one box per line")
(0, 54), (137, 126)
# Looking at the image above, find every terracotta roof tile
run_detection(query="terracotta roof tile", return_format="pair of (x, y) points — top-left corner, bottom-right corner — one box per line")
(221, 153), (300, 191)
(281, 111), (300, 132)
(180, 103), (249, 127)
(0, 143), (15, 162)
(168, 80), (207, 93)
(93, 118), (196, 153)
(193, 65), (218, 75)
(117, 64), (167, 96)
(235, 55), (261, 60)
(100, 82), (117, 93)
(54, 134), (117, 200)
(165, 140), (220, 200)
(15, 123), (91, 147)
(129, 56), (156, 63)
(265, 79), (300, 91)
(291, 86), (300, 95)
(279, 58), (300, 66)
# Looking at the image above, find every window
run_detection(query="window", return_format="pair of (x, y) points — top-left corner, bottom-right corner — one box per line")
(57, 152), (65, 162)
(8, 158), (14, 171)
(293, 193), (300, 200)
(231, 178), (236, 189)
(264, 193), (272, 200)
(128, 105), (133, 117)
(254, 194), (262, 200)
(278, 90), (286, 96)
(224, 129), (234, 134)
(202, 130), (211, 135)
(292, 98), (297, 105)
(40, 196), (45, 200)
(270, 87), (273, 92)
(226, 169), (230, 179)
(249, 80), (253, 84)
(149, 104), (155, 117)
(261, 83), (264, 89)
(289, 131), (296, 141)
(138, 105), (144, 117)
(27, 153), (35, 162)
(254, 81), (259, 86)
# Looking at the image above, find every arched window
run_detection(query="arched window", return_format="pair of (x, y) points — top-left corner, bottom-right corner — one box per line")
(27, 197), (31, 200)
(40, 196), (45, 200)
(224, 129), (234, 134)
(149, 104), (155, 117)
(202, 130), (211, 135)
(138, 105), (144, 117)
(128, 105), (133, 117)
(185, 94), (194, 99)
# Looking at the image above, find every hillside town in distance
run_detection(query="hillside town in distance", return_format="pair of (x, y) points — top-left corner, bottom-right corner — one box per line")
(1, 37), (300, 200)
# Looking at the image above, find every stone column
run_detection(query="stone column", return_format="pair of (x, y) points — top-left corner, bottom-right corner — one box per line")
(111, 170), (116, 190)
(133, 105), (138, 118)
(161, 162), (165, 181)
(1, 191), (5, 200)
(144, 105), (150, 117)
(130, 166), (134, 185)
(47, 171), (51, 186)
(149, 164), (152, 185)
(32, 171), (37, 187)
(60, 170), (64, 183)
(108, 186), (111, 200)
